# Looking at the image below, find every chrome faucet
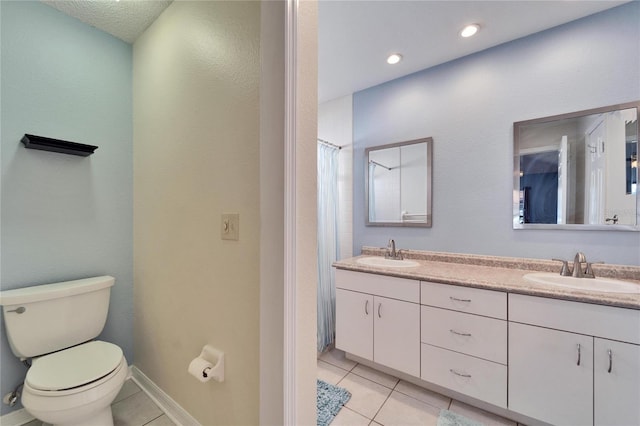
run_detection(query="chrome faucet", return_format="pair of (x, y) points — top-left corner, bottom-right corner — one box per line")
(553, 252), (602, 278)
(572, 252), (587, 278)
(385, 239), (403, 260)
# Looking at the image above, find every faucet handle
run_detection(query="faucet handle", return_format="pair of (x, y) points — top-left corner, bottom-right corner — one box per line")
(396, 249), (404, 260)
(552, 258), (572, 276)
(584, 261), (604, 278)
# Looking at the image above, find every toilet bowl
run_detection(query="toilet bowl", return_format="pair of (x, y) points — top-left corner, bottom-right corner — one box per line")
(0, 276), (127, 426)
(21, 341), (128, 426)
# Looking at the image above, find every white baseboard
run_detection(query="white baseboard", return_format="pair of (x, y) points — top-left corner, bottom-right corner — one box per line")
(129, 366), (201, 426)
(0, 407), (35, 426)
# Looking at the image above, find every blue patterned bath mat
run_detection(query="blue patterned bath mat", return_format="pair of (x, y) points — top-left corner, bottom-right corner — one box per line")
(317, 379), (351, 426)
(437, 409), (485, 426)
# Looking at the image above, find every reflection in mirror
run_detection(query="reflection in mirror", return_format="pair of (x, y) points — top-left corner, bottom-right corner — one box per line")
(513, 102), (639, 231)
(366, 137), (432, 227)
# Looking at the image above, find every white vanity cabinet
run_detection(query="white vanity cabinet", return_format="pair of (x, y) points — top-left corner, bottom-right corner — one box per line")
(509, 322), (593, 425)
(334, 263), (640, 426)
(335, 269), (420, 377)
(420, 282), (508, 408)
(594, 338), (640, 426)
(509, 294), (640, 426)
(335, 288), (374, 360)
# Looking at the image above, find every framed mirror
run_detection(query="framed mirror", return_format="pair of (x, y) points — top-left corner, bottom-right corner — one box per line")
(365, 137), (433, 227)
(513, 101), (639, 231)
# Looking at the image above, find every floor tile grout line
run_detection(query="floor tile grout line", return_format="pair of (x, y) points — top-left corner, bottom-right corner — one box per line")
(317, 353), (358, 373)
(317, 358), (356, 378)
(390, 384), (452, 412)
(347, 370), (398, 390)
(141, 413), (165, 426)
(369, 387), (394, 424)
(333, 405), (372, 425)
(318, 359), (351, 376)
(333, 369), (389, 423)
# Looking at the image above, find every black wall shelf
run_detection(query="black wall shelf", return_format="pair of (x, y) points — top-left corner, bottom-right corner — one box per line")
(21, 134), (98, 157)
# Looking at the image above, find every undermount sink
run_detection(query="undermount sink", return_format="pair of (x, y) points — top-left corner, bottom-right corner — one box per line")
(356, 256), (420, 268)
(524, 272), (640, 294)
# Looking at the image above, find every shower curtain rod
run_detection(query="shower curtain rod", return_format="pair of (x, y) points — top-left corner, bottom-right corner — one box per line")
(317, 138), (342, 150)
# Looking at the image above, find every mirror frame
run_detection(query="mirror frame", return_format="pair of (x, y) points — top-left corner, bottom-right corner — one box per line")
(513, 101), (640, 231)
(365, 137), (433, 228)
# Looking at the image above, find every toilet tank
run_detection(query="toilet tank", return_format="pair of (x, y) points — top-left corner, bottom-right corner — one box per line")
(0, 276), (115, 359)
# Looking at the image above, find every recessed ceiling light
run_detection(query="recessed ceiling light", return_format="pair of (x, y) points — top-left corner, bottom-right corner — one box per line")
(460, 24), (480, 38)
(386, 53), (402, 65)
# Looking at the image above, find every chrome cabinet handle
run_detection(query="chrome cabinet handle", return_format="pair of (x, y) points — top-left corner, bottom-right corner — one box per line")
(449, 369), (471, 378)
(6, 307), (26, 314)
(365, 300), (369, 315)
(576, 344), (581, 366)
(449, 296), (471, 303)
(377, 303), (382, 318)
(449, 329), (472, 337)
(608, 349), (613, 373)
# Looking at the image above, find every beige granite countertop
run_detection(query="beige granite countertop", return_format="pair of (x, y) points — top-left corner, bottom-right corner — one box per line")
(333, 248), (640, 310)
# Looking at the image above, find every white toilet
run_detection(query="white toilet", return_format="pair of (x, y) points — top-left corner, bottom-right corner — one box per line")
(0, 276), (127, 426)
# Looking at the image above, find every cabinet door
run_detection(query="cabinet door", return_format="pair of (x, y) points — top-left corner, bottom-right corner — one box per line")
(509, 322), (593, 426)
(594, 338), (640, 426)
(335, 289), (374, 361)
(374, 296), (420, 377)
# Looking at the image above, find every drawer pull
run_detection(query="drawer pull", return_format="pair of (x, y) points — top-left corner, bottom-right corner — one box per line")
(449, 369), (471, 378)
(378, 303), (382, 318)
(365, 300), (369, 315)
(576, 344), (581, 366)
(608, 349), (613, 373)
(449, 329), (472, 337)
(449, 296), (471, 303)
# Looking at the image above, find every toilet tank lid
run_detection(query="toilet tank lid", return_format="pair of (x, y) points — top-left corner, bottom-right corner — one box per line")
(0, 276), (114, 306)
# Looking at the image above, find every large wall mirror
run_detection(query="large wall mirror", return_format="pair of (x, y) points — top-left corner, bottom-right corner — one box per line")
(513, 101), (639, 231)
(365, 137), (433, 227)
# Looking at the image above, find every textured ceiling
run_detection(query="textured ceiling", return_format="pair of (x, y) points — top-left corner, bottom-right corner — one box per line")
(42, 0), (172, 44)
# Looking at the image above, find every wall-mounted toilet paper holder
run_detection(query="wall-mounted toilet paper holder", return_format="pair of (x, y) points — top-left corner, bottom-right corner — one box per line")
(189, 345), (224, 383)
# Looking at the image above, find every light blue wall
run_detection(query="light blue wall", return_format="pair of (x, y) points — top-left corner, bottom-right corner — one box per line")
(353, 3), (640, 266)
(0, 1), (133, 414)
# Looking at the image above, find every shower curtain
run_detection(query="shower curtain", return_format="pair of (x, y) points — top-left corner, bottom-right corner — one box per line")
(317, 142), (340, 353)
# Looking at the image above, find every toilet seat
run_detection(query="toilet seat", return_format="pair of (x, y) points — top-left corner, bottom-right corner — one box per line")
(26, 341), (123, 394)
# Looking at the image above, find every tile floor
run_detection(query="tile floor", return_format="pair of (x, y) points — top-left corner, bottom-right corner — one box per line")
(318, 348), (523, 426)
(23, 379), (176, 426)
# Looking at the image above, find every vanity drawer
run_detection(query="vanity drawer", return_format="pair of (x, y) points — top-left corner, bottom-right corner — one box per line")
(336, 269), (419, 303)
(421, 306), (507, 364)
(421, 281), (506, 319)
(421, 343), (507, 408)
(509, 294), (640, 344)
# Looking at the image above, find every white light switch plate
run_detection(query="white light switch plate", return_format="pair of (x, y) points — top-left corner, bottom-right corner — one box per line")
(221, 213), (239, 241)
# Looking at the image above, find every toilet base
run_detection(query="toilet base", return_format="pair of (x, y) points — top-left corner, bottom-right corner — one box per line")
(22, 355), (127, 426)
